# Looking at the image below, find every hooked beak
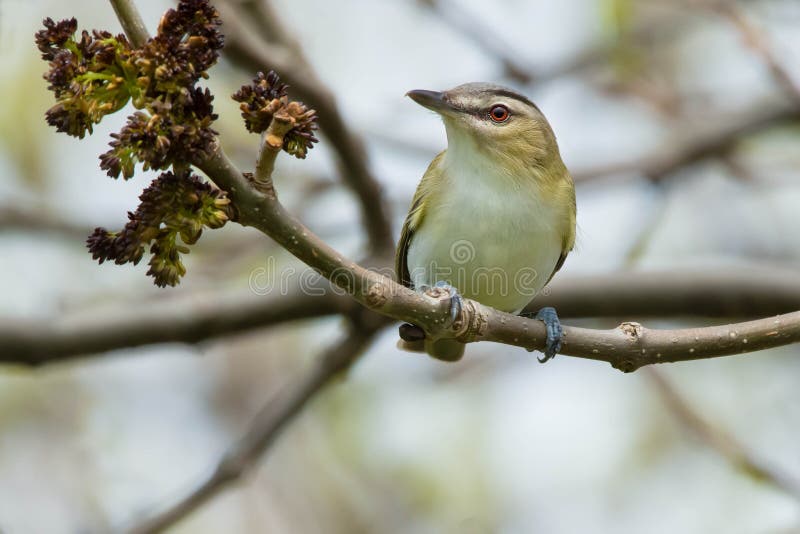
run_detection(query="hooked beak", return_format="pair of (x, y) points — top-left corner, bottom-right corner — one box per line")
(406, 89), (455, 114)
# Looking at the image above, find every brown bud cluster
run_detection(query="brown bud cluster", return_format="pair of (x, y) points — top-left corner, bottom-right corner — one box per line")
(87, 171), (232, 287)
(37, 0), (223, 176)
(36, 18), (135, 138)
(232, 71), (319, 158)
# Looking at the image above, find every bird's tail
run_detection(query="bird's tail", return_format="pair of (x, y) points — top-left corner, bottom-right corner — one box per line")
(396, 337), (465, 362)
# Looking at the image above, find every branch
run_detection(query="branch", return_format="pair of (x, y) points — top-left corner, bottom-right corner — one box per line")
(124, 321), (386, 534)
(219, 1), (394, 253)
(572, 100), (800, 182)
(536, 266), (800, 319)
(108, 0), (150, 47)
(0, 204), (92, 238)
(697, 0), (800, 105)
(0, 291), (355, 366)
(2, 266), (797, 366)
(416, 0), (533, 84)
(647, 368), (800, 499)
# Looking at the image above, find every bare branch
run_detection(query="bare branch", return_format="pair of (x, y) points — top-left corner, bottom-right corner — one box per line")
(416, 0), (533, 84)
(123, 322), (386, 534)
(0, 291), (355, 366)
(536, 266), (800, 319)
(697, 0), (800, 105)
(0, 204), (92, 238)
(647, 368), (800, 499)
(572, 100), (800, 182)
(219, 1), (394, 254)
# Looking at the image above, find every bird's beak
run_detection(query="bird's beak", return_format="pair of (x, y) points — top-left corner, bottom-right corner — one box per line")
(406, 89), (454, 114)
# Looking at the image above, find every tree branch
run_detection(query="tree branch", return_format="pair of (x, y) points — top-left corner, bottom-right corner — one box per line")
(3, 266), (798, 366)
(0, 204), (92, 238)
(123, 322), (386, 534)
(0, 291), (355, 366)
(219, 1), (394, 254)
(416, 0), (533, 84)
(108, 0), (150, 47)
(571, 100), (800, 182)
(647, 368), (800, 499)
(696, 0), (800, 105)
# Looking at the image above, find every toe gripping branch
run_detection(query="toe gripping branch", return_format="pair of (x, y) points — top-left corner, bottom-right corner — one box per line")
(399, 281), (466, 343)
(522, 306), (563, 363)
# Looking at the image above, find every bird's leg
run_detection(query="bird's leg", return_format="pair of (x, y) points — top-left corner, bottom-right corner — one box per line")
(398, 281), (463, 341)
(520, 306), (563, 363)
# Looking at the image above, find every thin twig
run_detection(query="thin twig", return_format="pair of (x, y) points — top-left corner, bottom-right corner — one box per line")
(697, 0), (800, 105)
(647, 368), (800, 499)
(571, 100), (800, 182)
(108, 0), (150, 47)
(416, 0), (533, 84)
(124, 322), (386, 534)
(219, 1), (394, 254)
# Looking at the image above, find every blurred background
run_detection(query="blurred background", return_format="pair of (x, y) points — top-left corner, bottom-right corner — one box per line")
(1, 0), (800, 532)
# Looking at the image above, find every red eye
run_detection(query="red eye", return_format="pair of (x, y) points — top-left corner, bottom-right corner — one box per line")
(489, 105), (509, 122)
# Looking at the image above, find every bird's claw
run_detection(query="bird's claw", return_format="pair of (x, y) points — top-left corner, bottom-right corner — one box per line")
(401, 282), (463, 342)
(431, 281), (463, 325)
(528, 306), (562, 363)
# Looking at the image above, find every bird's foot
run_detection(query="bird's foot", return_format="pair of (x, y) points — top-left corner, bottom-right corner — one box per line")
(521, 306), (562, 363)
(427, 281), (463, 325)
(399, 282), (463, 342)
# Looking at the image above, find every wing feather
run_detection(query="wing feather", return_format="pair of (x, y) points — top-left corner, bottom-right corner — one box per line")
(395, 152), (445, 288)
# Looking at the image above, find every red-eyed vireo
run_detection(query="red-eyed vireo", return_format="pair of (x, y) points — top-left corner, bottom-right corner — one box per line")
(395, 83), (576, 362)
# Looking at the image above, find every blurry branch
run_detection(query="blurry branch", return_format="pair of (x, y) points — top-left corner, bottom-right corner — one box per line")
(416, 0), (686, 88)
(619, 183), (800, 499)
(647, 368), (800, 499)
(571, 101), (800, 182)
(535, 266), (800, 319)
(693, 0), (800, 105)
(218, 0), (394, 254)
(3, 266), (799, 366)
(0, 291), (357, 366)
(415, 0), (533, 84)
(125, 321), (387, 534)
(0, 204), (92, 238)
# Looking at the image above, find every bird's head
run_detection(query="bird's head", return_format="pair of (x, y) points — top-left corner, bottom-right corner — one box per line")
(407, 83), (560, 169)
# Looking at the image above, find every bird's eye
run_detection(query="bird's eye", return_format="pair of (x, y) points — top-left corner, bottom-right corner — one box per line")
(488, 105), (510, 123)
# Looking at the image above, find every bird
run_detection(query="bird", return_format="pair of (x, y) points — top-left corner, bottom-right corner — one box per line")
(395, 82), (576, 362)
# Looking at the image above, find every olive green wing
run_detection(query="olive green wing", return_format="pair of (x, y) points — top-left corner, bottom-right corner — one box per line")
(544, 171), (577, 286)
(395, 151), (445, 289)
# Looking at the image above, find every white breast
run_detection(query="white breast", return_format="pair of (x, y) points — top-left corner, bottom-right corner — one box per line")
(407, 151), (563, 313)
